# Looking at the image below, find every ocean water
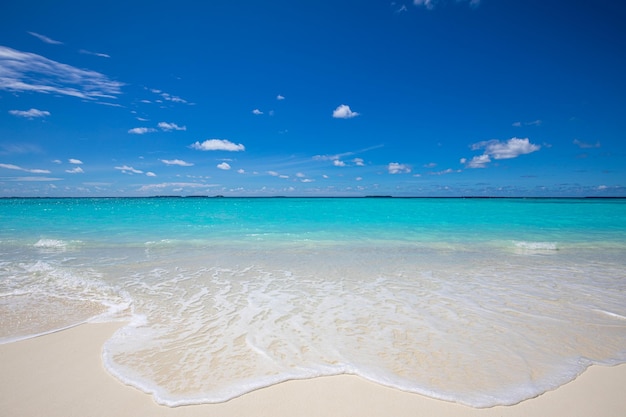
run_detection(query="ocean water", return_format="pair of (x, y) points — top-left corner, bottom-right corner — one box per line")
(1, 197), (625, 407)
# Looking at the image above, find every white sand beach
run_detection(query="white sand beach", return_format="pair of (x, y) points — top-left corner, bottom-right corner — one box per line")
(1, 322), (625, 417)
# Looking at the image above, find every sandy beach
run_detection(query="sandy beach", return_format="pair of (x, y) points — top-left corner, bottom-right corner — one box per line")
(1, 322), (625, 417)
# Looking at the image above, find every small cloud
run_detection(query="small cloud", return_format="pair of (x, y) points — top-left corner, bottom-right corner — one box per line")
(189, 139), (245, 152)
(430, 168), (461, 176)
(9, 108), (50, 118)
(252, 109), (263, 115)
(573, 139), (601, 149)
(128, 127), (156, 135)
(513, 120), (542, 127)
(414, 0), (437, 9)
(149, 88), (189, 104)
(388, 162), (411, 174)
(69, 158), (83, 164)
(0, 163), (50, 174)
(414, 0), (480, 9)
(79, 49), (111, 58)
(158, 122), (186, 131)
(28, 31), (63, 45)
(424, 162), (437, 168)
(462, 154), (491, 168)
(65, 166), (84, 174)
(471, 137), (540, 160)
(52, 159), (62, 164)
(353, 158), (365, 166)
(237, 169), (245, 174)
(115, 165), (143, 175)
(277, 94), (285, 100)
(146, 172), (157, 177)
(267, 171), (280, 177)
(301, 178), (315, 183)
(333, 160), (346, 167)
(395, 4), (409, 13)
(355, 177), (363, 181)
(333, 104), (360, 119)
(160, 159), (194, 167)
(217, 162), (231, 170)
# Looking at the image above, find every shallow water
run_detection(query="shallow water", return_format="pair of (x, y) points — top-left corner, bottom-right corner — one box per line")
(1, 198), (625, 407)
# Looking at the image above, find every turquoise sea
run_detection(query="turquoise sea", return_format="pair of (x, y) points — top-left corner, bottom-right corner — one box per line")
(1, 197), (625, 407)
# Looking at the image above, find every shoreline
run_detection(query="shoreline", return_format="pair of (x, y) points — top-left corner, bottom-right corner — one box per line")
(1, 323), (625, 417)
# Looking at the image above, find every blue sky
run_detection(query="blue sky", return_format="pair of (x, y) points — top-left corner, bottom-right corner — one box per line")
(1, 0), (625, 197)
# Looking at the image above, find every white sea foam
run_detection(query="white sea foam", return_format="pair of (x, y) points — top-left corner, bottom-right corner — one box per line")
(99, 244), (626, 408)
(0, 258), (131, 344)
(512, 241), (558, 253)
(33, 238), (68, 249)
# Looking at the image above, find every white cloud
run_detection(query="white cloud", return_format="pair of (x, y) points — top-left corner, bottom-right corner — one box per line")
(353, 158), (365, 166)
(237, 169), (245, 174)
(414, 0), (480, 9)
(3, 176), (61, 182)
(472, 137), (541, 160)
(301, 178), (315, 183)
(160, 159), (194, 167)
(429, 168), (461, 175)
(388, 162), (411, 174)
(513, 120), (542, 127)
(65, 166), (84, 174)
(0, 46), (123, 100)
(463, 154), (491, 168)
(146, 172), (157, 177)
(267, 171), (280, 177)
(413, 0), (437, 9)
(52, 159), (62, 164)
(149, 88), (188, 104)
(158, 122), (186, 131)
(332, 104), (360, 119)
(69, 158), (83, 164)
(333, 159), (346, 167)
(296, 172), (306, 178)
(137, 182), (216, 193)
(28, 31), (63, 45)
(128, 127), (156, 134)
(189, 139), (245, 152)
(0, 163), (51, 174)
(573, 139), (601, 149)
(9, 108), (50, 118)
(277, 94), (285, 100)
(464, 137), (540, 169)
(79, 49), (110, 58)
(217, 162), (231, 170)
(252, 109), (263, 115)
(115, 165), (143, 175)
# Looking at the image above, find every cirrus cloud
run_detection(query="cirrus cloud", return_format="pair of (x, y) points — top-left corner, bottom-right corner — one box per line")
(0, 46), (124, 100)
(0, 163), (50, 174)
(9, 108), (50, 119)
